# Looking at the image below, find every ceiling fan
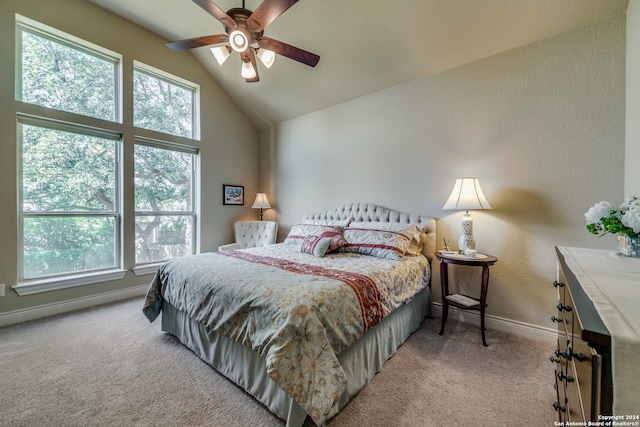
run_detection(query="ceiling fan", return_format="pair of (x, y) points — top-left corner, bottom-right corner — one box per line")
(167, 0), (320, 82)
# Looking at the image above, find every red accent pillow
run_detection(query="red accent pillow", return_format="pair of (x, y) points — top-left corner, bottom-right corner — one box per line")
(320, 230), (348, 253)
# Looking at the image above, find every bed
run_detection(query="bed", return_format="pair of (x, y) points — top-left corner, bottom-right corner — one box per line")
(143, 203), (436, 426)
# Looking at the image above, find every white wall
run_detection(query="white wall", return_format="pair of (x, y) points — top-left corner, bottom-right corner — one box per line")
(264, 16), (626, 328)
(0, 0), (259, 316)
(627, 0), (640, 196)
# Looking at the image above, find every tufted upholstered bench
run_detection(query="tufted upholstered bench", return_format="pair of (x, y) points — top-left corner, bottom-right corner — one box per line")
(218, 220), (278, 251)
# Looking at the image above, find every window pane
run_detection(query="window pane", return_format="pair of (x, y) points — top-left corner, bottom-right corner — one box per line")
(135, 215), (193, 264)
(134, 144), (193, 211)
(133, 70), (194, 138)
(22, 125), (116, 213)
(23, 216), (116, 279)
(21, 30), (116, 121)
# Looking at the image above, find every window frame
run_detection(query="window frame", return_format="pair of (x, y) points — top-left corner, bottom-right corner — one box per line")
(15, 13), (123, 124)
(133, 61), (201, 141)
(132, 137), (199, 276)
(14, 114), (126, 296)
(12, 16), (201, 294)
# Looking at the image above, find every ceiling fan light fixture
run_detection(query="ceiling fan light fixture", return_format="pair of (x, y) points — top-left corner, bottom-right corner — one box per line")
(241, 59), (257, 79)
(167, 1), (320, 83)
(210, 45), (231, 65)
(256, 48), (275, 68)
(229, 28), (250, 52)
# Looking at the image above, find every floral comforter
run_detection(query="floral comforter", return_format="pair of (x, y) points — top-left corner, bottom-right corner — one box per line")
(143, 244), (430, 425)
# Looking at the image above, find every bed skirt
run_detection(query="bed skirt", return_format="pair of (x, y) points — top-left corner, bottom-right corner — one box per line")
(161, 286), (434, 426)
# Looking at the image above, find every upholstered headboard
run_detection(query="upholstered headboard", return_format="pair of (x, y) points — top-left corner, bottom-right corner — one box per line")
(302, 203), (437, 260)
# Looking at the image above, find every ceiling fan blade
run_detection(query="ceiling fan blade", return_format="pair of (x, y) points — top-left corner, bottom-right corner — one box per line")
(166, 34), (228, 51)
(192, 0), (235, 28)
(247, 0), (299, 32)
(258, 37), (319, 67)
(245, 49), (260, 83)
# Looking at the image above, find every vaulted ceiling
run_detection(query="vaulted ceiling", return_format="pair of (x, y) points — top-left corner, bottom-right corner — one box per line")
(88, 0), (628, 130)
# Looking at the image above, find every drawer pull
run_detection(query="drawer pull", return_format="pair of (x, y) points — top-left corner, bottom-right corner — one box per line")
(551, 315), (562, 323)
(553, 281), (565, 288)
(555, 349), (568, 359)
(553, 402), (567, 412)
(557, 303), (572, 312)
(557, 372), (575, 383)
(571, 351), (586, 363)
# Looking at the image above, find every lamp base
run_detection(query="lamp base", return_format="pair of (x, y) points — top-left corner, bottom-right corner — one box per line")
(458, 212), (475, 251)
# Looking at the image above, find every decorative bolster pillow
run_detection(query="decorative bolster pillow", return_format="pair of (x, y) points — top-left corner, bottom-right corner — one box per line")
(284, 224), (342, 246)
(301, 235), (333, 258)
(341, 227), (412, 260)
(347, 222), (425, 256)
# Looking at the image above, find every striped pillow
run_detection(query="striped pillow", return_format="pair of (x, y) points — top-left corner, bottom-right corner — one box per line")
(284, 224), (341, 245)
(300, 235), (333, 258)
(348, 222), (425, 256)
(341, 227), (412, 260)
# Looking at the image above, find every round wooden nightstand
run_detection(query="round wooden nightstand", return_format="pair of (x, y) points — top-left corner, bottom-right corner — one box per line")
(436, 252), (498, 347)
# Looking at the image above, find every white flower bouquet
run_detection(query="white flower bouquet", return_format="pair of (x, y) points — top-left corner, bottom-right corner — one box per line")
(585, 196), (640, 238)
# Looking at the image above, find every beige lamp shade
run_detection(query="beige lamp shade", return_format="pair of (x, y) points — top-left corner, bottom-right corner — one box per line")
(251, 193), (271, 209)
(443, 178), (491, 211)
(252, 193), (271, 220)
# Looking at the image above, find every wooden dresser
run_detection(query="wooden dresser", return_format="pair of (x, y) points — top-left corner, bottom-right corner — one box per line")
(553, 246), (613, 422)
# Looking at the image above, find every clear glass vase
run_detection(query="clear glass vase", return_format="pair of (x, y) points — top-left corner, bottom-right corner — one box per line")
(618, 234), (640, 257)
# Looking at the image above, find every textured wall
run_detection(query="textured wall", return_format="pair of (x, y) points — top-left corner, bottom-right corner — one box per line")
(265, 16), (626, 328)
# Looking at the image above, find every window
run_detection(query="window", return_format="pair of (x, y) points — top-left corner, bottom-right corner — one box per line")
(14, 16), (200, 293)
(134, 140), (198, 265)
(17, 15), (120, 122)
(15, 15), (123, 294)
(133, 62), (199, 139)
(18, 116), (122, 282)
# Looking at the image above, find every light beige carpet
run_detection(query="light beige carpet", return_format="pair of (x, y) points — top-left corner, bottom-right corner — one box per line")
(0, 298), (558, 426)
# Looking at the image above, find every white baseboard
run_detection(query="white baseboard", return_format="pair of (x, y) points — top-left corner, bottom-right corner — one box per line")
(0, 285), (149, 327)
(1, 289), (558, 344)
(432, 303), (557, 344)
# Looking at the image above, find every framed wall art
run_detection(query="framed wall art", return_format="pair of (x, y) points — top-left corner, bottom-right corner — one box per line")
(223, 184), (244, 205)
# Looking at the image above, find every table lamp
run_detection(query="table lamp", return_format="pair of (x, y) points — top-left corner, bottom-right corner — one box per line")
(251, 193), (271, 220)
(443, 177), (491, 251)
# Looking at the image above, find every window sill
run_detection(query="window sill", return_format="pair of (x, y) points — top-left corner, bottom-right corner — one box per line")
(13, 269), (127, 296)
(132, 263), (164, 276)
